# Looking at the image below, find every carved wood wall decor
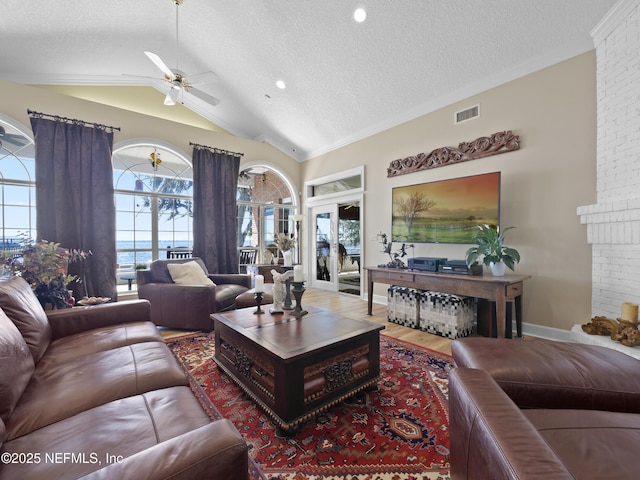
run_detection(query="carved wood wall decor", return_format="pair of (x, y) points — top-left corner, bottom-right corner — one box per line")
(387, 130), (520, 178)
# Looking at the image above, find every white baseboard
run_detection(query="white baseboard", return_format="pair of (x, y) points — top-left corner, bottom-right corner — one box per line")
(371, 293), (387, 306)
(520, 323), (572, 342)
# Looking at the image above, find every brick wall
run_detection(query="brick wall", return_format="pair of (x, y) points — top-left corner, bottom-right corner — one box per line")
(578, 0), (640, 318)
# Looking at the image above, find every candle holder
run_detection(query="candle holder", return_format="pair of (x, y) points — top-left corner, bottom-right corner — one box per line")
(282, 266), (294, 310)
(290, 281), (307, 317)
(283, 277), (294, 310)
(253, 291), (264, 314)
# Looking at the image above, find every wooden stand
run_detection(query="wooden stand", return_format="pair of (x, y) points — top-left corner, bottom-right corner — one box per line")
(365, 266), (530, 339)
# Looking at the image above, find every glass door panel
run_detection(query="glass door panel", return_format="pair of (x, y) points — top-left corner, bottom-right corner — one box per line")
(312, 204), (339, 291)
(337, 201), (361, 296)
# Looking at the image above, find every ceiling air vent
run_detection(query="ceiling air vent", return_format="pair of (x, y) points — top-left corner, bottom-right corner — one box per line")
(454, 104), (480, 124)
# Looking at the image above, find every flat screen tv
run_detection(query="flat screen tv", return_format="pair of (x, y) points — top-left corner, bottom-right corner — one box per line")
(392, 171), (500, 244)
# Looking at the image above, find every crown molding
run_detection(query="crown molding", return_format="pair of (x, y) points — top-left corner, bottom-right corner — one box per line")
(591, 0), (638, 47)
(147, 81), (254, 142)
(0, 73), (144, 86)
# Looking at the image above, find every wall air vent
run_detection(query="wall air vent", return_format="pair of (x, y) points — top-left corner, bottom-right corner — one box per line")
(455, 104), (480, 124)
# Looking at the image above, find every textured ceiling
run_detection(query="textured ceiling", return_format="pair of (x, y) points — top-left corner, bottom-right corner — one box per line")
(0, 0), (617, 161)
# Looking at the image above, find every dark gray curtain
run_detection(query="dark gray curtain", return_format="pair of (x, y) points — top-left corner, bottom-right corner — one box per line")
(29, 114), (117, 300)
(192, 144), (242, 274)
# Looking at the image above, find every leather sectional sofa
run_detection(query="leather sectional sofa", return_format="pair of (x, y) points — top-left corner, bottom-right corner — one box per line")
(449, 337), (640, 479)
(0, 275), (248, 479)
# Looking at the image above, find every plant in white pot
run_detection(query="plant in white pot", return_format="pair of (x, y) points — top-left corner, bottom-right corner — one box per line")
(465, 224), (520, 276)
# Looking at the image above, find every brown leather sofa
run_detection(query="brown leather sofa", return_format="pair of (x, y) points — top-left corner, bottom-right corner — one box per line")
(449, 337), (640, 479)
(0, 276), (248, 480)
(137, 257), (252, 331)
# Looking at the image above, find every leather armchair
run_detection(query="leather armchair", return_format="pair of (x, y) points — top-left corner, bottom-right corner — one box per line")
(137, 258), (251, 331)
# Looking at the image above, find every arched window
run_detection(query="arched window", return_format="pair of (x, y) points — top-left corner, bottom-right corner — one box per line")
(112, 141), (193, 287)
(237, 166), (297, 266)
(0, 115), (36, 253)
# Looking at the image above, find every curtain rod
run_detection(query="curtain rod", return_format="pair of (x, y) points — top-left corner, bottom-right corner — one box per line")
(189, 141), (244, 157)
(27, 109), (121, 133)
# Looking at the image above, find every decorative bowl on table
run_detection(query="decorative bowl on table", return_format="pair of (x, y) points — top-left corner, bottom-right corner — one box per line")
(77, 296), (111, 306)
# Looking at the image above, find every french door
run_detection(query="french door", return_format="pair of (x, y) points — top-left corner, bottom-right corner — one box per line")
(311, 203), (339, 292)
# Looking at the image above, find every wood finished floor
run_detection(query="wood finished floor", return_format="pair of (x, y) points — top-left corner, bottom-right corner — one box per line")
(303, 287), (455, 356)
(159, 287), (458, 356)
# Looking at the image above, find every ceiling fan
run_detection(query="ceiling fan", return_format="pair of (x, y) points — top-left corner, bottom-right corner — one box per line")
(137, 0), (220, 107)
(0, 126), (28, 147)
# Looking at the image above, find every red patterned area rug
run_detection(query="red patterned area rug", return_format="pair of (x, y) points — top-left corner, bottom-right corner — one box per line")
(167, 332), (452, 480)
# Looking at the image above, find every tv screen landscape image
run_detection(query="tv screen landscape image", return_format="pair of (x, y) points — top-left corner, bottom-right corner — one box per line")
(392, 171), (501, 244)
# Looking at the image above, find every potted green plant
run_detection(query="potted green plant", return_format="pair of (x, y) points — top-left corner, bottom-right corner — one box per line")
(465, 224), (521, 276)
(1, 238), (91, 308)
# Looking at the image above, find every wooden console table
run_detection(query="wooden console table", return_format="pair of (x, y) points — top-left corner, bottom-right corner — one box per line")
(365, 266), (531, 338)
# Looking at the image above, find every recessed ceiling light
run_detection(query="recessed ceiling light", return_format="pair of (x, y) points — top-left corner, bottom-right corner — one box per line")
(276, 80), (286, 90)
(353, 7), (367, 23)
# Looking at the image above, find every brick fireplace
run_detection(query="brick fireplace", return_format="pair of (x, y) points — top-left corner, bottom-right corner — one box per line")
(578, 0), (640, 319)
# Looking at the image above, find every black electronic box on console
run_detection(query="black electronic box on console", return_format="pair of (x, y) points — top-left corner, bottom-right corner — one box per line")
(438, 260), (483, 275)
(407, 257), (448, 272)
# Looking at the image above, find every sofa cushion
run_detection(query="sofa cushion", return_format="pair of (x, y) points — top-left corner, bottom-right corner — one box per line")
(0, 309), (35, 424)
(167, 260), (215, 286)
(0, 387), (213, 479)
(150, 257), (209, 284)
(452, 337), (640, 413)
(4, 341), (188, 440)
(0, 276), (52, 362)
(524, 408), (640, 479)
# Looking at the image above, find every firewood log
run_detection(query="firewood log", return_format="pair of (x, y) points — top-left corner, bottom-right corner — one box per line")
(582, 316), (621, 336)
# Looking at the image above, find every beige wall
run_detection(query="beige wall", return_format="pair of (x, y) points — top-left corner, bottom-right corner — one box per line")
(302, 52), (598, 333)
(1, 51), (598, 332)
(0, 79), (300, 189)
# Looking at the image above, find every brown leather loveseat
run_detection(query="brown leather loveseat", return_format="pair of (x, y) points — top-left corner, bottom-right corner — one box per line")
(137, 257), (252, 331)
(449, 337), (640, 479)
(0, 276), (248, 480)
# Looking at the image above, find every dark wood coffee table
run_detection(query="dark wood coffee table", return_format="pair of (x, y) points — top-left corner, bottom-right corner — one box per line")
(212, 305), (384, 433)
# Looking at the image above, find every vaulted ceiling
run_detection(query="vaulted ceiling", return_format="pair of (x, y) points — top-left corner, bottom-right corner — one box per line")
(0, 0), (617, 161)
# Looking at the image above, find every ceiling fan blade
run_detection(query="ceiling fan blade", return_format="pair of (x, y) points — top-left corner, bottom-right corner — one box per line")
(188, 87), (220, 106)
(0, 127), (27, 147)
(188, 71), (220, 85)
(6, 135), (28, 147)
(144, 51), (174, 78)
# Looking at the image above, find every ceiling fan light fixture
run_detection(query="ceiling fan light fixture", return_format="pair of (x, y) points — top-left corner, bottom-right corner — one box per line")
(164, 88), (180, 106)
(139, 0), (221, 109)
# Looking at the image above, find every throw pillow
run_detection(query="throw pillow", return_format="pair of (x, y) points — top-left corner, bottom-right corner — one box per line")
(167, 261), (215, 286)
